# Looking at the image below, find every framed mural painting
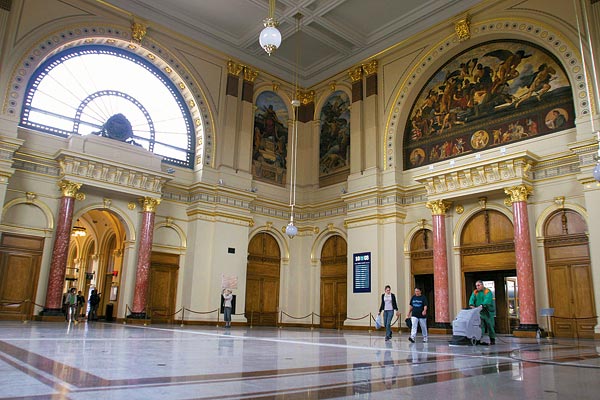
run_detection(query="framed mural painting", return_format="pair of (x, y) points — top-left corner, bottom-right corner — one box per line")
(403, 39), (574, 170)
(253, 91), (289, 185)
(319, 90), (350, 187)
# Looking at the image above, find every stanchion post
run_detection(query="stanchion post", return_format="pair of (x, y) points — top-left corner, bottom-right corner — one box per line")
(369, 312), (372, 333)
(311, 312), (314, 330)
(250, 311), (253, 328)
(181, 308), (185, 327)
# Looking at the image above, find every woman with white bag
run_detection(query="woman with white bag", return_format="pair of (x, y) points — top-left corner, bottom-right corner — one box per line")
(378, 285), (399, 341)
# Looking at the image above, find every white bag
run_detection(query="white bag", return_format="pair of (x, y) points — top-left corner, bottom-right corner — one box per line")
(375, 314), (382, 329)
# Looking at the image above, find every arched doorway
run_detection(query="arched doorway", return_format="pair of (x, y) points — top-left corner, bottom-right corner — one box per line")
(67, 209), (126, 321)
(320, 235), (347, 329)
(460, 209), (516, 334)
(409, 228), (435, 328)
(543, 208), (596, 338)
(246, 232), (281, 326)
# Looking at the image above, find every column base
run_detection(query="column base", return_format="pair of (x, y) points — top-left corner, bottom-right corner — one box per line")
(127, 312), (148, 319)
(513, 323), (539, 338)
(429, 322), (452, 334)
(39, 308), (64, 317)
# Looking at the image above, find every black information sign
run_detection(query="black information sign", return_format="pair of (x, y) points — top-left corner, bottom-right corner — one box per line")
(353, 252), (371, 293)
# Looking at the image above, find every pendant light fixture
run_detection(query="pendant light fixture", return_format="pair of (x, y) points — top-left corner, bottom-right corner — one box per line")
(285, 13), (302, 239)
(259, 0), (281, 56)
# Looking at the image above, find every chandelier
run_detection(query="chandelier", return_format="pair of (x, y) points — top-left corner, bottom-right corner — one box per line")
(259, 0), (281, 56)
(285, 14), (303, 239)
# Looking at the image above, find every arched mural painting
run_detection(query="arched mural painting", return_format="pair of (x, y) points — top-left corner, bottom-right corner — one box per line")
(403, 39), (574, 170)
(253, 91), (290, 186)
(319, 90), (350, 187)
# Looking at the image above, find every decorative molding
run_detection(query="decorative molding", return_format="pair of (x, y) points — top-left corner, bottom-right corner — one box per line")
(227, 60), (243, 76)
(243, 66), (258, 82)
(131, 21), (147, 44)
(348, 66), (363, 82)
(56, 153), (169, 196)
(504, 184), (533, 203)
(414, 152), (538, 200)
(454, 14), (471, 41)
(140, 197), (161, 213)
(298, 90), (315, 105)
(426, 199), (452, 215)
(362, 60), (378, 76)
(58, 180), (82, 198)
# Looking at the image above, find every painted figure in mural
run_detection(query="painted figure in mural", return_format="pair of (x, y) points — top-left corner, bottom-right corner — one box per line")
(253, 91), (289, 185)
(404, 40), (573, 170)
(319, 92), (350, 178)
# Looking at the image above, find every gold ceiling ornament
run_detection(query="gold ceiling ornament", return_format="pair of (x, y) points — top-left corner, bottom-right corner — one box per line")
(165, 216), (173, 226)
(554, 196), (565, 208)
(272, 82), (280, 92)
(243, 66), (259, 82)
(329, 81), (336, 92)
(504, 197), (513, 208)
(327, 223), (334, 231)
(454, 14), (471, 42)
(103, 198), (112, 209)
(266, 221), (273, 230)
(25, 192), (37, 203)
(348, 66), (363, 82)
(362, 60), (378, 76)
(504, 184), (533, 203)
(478, 196), (487, 209)
(425, 199), (453, 215)
(75, 192), (86, 201)
(455, 204), (464, 214)
(140, 197), (161, 213)
(131, 20), (147, 44)
(128, 201), (137, 210)
(227, 60), (244, 76)
(58, 180), (82, 198)
(298, 89), (315, 105)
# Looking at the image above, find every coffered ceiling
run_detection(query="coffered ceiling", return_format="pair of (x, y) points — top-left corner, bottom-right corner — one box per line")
(104, 0), (483, 87)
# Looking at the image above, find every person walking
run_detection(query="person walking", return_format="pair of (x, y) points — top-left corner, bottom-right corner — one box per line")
(378, 285), (399, 341)
(469, 280), (496, 345)
(65, 288), (78, 324)
(88, 289), (100, 321)
(408, 287), (428, 343)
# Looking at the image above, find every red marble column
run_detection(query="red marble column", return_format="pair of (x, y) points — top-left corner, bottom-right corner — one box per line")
(131, 197), (161, 317)
(505, 185), (538, 330)
(426, 200), (452, 328)
(43, 181), (82, 314)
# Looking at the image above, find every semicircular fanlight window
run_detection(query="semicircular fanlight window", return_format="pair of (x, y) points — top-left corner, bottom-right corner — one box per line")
(20, 45), (195, 168)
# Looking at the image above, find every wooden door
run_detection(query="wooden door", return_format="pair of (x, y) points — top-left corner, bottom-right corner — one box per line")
(246, 233), (280, 326)
(148, 252), (179, 324)
(544, 209), (595, 338)
(320, 236), (347, 329)
(548, 264), (595, 338)
(0, 234), (43, 320)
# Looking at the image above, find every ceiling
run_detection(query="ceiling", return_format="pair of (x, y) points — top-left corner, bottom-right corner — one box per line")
(104, 0), (484, 87)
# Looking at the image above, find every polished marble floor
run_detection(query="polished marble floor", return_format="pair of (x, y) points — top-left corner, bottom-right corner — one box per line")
(0, 320), (599, 399)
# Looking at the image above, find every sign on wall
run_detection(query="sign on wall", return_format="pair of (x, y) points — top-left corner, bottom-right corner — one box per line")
(353, 252), (371, 293)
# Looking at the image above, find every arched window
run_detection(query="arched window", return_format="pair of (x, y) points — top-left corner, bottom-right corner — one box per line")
(20, 45), (195, 168)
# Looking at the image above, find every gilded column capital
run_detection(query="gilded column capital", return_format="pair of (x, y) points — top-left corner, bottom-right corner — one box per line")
(426, 199), (452, 215)
(362, 60), (378, 76)
(58, 180), (82, 198)
(348, 66), (363, 82)
(140, 197), (161, 213)
(243, 66), (258, 82)
(298, 90), (315, 105)
(227, 60), (244, 76)
(504, 184), (533, 203)
(454, 14), (471, 41)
